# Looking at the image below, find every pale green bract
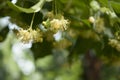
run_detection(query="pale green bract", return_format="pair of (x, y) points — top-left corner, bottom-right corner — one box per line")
(7, 0), (52, 13)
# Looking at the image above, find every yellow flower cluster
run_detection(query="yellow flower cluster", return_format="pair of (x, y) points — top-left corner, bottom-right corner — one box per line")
(108, 39), (120, 52)
(16, 12), (70, 43)
(17, 28), (43, 43)
(50, 16), (69, 31)
(94, 18), (105, 33)
(43, 13), (70, 33)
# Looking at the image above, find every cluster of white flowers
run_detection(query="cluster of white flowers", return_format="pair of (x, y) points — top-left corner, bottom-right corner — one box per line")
(16, 12), (70, 43)
(42, 12), (70, 33)
(17, 28), (43, 43)
(50, 16), (69, 31)
(108, 39), (120, 52)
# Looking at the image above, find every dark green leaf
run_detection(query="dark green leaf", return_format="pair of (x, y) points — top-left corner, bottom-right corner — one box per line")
(97, 0), (108, 7)
(31, 40), (53, 60)
(0, 27), (9, 42)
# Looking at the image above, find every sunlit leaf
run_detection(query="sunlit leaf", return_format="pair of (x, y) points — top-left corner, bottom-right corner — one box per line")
(7, 1), (35, 13)
(7, 0), (46, 13)
(31, 0), (46, 12)
(110, 1), (120, 14)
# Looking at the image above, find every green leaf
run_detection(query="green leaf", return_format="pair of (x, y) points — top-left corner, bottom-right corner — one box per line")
(82, 19), (91, 28)
(7, 1), (34, 13)
(110, 1), (120, 14)
(31, 0), (46, 12)
(7, 0), (46, 13)
(98, 0), (108, 7)
(31, 40), (53, 60)
(0, 27), (9, 42)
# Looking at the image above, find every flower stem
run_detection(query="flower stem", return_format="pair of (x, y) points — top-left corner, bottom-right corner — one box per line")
(53, 0), (57, 15)
(30, 13), (36, 29)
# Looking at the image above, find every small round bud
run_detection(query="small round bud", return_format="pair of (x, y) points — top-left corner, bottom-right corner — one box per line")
(89, 16), (95, 23)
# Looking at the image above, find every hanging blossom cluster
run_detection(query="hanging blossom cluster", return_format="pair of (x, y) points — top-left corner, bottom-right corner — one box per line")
(16, 12), (70, 43)
(108, 39), (120, 52)
(42, 12), (70, 33)
(17, 28), (43, 43)
(50, 17), (69, 31)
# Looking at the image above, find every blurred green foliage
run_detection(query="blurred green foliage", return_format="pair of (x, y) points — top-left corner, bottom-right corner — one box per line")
(1, 0), (120, 80)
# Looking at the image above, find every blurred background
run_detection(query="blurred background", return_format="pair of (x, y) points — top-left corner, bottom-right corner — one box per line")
(0, 0), (120, 80)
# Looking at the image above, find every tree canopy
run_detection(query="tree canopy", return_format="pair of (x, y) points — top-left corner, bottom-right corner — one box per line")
(0, 0), (120, 80)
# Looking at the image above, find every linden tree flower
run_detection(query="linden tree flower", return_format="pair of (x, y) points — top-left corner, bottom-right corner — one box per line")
(17, 28), (43, 43)
(42, 12), (70, 33)
(50, 16), (69, 32)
